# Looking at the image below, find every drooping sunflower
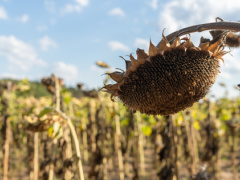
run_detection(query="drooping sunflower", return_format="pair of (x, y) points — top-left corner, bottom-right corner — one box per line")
(102, 33), (228, 116)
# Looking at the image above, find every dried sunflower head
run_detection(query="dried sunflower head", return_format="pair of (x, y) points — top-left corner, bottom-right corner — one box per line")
(41, 75), (64, 95)
(102, 33), (228, 116)
(25, 114), (65, 132)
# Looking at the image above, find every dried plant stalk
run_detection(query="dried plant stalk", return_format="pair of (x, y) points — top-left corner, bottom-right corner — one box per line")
(169, 115), (179, 180)
(2, 82), (13, 180)
(66, 118), (85, 180)
(114, 104), (124, 180)
(53, 108), (85, 180)
(3, 115), (10, 180)
(157, 20), (240, 45)
(64, 128), (73, 180)
(184, 111), (196, 177)
(230, 126), (237, 180)
(34, 132), (39, 180)
(48, 75), (61, 180)
(89, 99), (97, 152)
(137, 120), (145, 177)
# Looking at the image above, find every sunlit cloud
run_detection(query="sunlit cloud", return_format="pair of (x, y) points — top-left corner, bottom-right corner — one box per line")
(0, 72), (24, 79)
(75, 0), (89, 6)
(149, 0), (158, 10)
(61, 0), (89, 14)
(108, 8), (125, 17)
(90, 64), (106, 74)
(219, 71), (231, 79)
(17, 14), (29, 23)
(134, 38), (149, 50)
(39, 36), (57, 51)
(61, 4), (82, 13)
(52, 62), (78, 83)
(108, 41), (130, 52)
(37, 25), (48, 32)
(158, 0), (240, 35)
(0, 6), (8, 20)
(44, 0), (56, 13)
(0, 35), (46, 72)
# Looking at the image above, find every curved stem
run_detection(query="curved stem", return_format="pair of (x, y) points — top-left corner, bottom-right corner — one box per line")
(66, 119), (85, 180)
(53, 108), (85, 180)
(157, 21), (240, 47)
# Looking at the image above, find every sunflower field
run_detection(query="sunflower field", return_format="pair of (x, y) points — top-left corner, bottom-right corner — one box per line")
(0, 74), (239, 180)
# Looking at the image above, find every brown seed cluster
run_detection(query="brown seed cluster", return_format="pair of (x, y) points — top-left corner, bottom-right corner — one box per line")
(119, 48), (219, 115)
(102, 34), (227, 115)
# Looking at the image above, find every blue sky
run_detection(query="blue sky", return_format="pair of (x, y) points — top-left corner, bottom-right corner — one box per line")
(0, 0), (240, 98)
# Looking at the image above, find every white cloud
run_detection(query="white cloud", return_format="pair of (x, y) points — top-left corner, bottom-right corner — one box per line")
(61, 0), (89, 14)
(90, 64), (106, 74)
(159, 0), (240, 35)
(17, 14), (29, 23)
(108, 41), (130, 52)
(52, 62), (78, 82)
(134, 38), (149, 50)
(149, 0), (158, 10)
(44, 0), (56, 13)
(61, 4), (81, 13)
(0, 6), (8, 20)
(108, 8), (125, 17)
(39, 36), (57, 51)
(50, 18), (56, 25)
(0, 72), (23, 79)
(0, 35), (46, 72)
(219, 71), (231, 79)
(37, 25), (48, 32)
(75, 0), (89, 6)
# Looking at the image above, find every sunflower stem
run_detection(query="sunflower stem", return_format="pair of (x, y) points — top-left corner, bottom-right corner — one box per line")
(170, 115), (179, 180)
(33, 132), (39, 180)
(114, 111), (124, 180)
(157, 21), (240, 47)
(50, 107), (85, 180)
